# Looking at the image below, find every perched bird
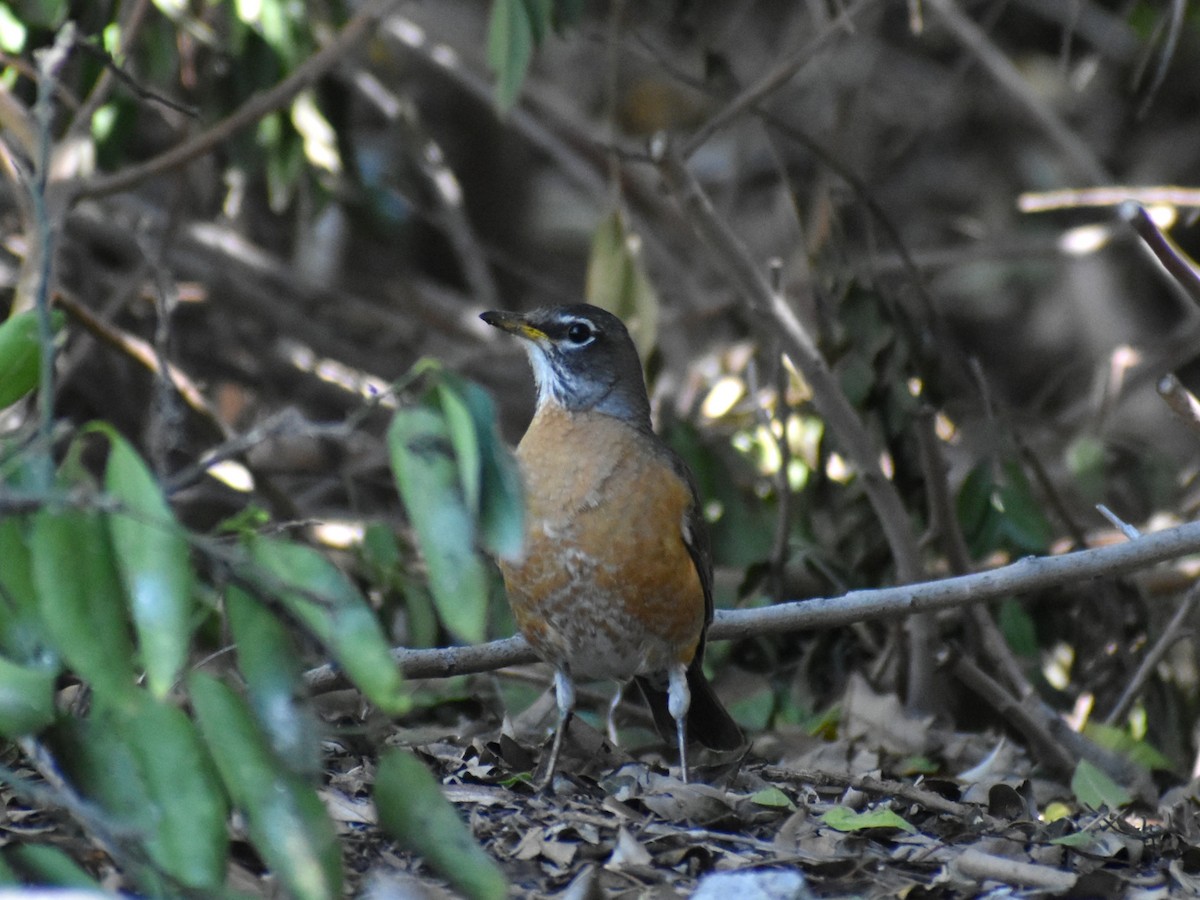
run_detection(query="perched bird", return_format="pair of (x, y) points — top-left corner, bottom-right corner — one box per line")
(481, 303), (742, 784)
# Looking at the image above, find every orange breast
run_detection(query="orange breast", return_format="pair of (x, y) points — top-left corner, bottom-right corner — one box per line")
(499, 406), (704, 681)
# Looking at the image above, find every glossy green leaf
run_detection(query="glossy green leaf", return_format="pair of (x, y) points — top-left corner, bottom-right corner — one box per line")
(0, 654), (55, 737)
(822, 805), (917, 834)
(0, 309), (61, 410)
(190, 672), (342, 900)
(486, 0), (534, 112)
(227, 585), (322, 777)
(31, 508), (136, 705)
(1071, 759), (1132, 811)
(3, 843), (98, 888)
(388, 403), (491, 644)
(101, 426), (195, 698)
(374, 749), (507, 900)
(245, 536), (407, 715)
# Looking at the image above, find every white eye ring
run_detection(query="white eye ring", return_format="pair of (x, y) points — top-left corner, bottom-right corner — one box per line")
(565, 321), (594, 344)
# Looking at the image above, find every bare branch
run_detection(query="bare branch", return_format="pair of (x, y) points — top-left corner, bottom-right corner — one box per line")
(303, 518), (1200, 688)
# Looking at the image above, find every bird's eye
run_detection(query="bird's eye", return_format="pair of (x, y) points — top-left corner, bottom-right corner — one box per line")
(566, 321), (593, 344)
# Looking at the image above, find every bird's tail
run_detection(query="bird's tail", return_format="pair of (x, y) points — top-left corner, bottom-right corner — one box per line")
(635, 662), (743, 751)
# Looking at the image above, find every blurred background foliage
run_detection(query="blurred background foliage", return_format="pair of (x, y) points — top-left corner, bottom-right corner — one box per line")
(0, 0), (1199, 893)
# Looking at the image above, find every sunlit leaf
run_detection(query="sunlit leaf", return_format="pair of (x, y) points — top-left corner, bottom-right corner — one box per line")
(749, 787), (795, 809)
(822, 805), (917, 834)
(374, 749), (507, 900)
(1083, 722), (1173, 773)
(244, 536), (407, 715)
(100, 425), (195, 699)
(1071, 759), (1132, 811)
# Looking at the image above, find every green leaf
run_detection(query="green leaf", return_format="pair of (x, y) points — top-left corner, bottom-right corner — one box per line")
(0, 4), (26, 54)
(0, 309), (61, 410)
(585, 210), (659, 359)
(3, 843), (98, 888)
(244, 536), (407, 715)
(100, 426), (195, 698)
(114, 695), (229, 889)
(1083, 722), (1173, 773)
(822, 805), (918, 834)
(190, 672), (342, 900)
(0, 654), (55, 736)
(749, 787), (795, 810)
(520, 0), (553, 44)
(227, 586), (322, 777)
(0, 515), (53, 664)
(50, 696), (228, 893)
(388, 403), (491, 644)
(31, 507), (136, 705)
(1071, 759), (1132, 811)
(374, 749), (507, 900)
(995, 461), (1052, 553)
(436, 378), (483, 514)
(441, 373), (524, 560)
(997, 599), (1038, 659)
(486, 0), (534, 112)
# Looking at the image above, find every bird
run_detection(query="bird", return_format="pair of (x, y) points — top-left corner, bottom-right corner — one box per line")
(480, 303), (743, 785)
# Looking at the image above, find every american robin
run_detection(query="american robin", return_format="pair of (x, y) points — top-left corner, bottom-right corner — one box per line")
(481, 303), (743, 784)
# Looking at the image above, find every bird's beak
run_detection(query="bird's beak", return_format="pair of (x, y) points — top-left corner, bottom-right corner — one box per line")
(480, 310), (547, 342)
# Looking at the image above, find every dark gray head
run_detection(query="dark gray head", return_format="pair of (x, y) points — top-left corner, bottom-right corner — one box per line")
(480, 304), (652, 429)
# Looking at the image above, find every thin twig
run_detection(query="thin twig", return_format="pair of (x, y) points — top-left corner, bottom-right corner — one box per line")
(1157, 373), (1200, 438)
(74, 0), (399, 200)
(28, 24), (76, 490)
(1136, 0), (1185, 118)
(64, 0), (155, 141)
(1018, 186), (1200, 213)
(1120, 201), (1200, 305)
(1104, 582), (1200, 726)
(1096, 504), (1141, 541)
(945, 650), (1081, 778)
(680, 0), (876, 159)
(55, 290), (229, 440)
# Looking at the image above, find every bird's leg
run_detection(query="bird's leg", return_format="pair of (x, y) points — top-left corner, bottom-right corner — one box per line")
(667, 663), (691, 783)
(539, 668), (576, 788)
(606, 682), (625, 745)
